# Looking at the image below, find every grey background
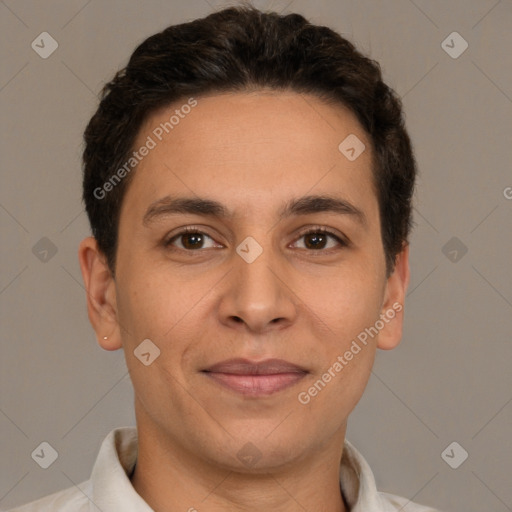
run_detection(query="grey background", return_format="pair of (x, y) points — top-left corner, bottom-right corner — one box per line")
(1, 0), (511, 511)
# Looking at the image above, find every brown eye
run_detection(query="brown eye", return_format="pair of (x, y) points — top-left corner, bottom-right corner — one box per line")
(292, 229), (346, 251)
(165, 229), (219, 250)
(180, 232), (206, 249)
(303, 232), (329, 249)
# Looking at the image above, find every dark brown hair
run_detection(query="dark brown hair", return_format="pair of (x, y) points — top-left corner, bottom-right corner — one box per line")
(83, 5), (417, 276)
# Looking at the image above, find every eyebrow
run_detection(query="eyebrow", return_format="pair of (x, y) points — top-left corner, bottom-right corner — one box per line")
(142, 194), (366, 227)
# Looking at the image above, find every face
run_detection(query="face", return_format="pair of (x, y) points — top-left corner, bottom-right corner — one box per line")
(80, 91), (409, 471)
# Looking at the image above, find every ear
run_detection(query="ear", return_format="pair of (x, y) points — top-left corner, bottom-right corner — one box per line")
(78, 236), (122, 351)
(377, 244), (410, 350)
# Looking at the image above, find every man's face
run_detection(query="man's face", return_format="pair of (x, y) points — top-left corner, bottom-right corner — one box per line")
(105, 92), (406, 469)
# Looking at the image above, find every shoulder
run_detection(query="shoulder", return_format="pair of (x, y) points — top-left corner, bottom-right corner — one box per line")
(6, 480), (91, 512)
(341, 440), (442, 512)
(6, 427), (139, 512)
(379, 491), (442, 511)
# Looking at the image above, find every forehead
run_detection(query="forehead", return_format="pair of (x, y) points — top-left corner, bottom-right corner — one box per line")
(121, 91), (376, 221)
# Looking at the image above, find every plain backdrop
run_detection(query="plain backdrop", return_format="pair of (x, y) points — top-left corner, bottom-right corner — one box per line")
(1, 1), (511, 511)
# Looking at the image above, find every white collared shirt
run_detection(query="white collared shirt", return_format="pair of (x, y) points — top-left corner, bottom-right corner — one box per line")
(7, 427), (440, 511)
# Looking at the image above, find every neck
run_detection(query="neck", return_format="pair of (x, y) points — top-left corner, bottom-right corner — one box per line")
(130, 415), (348, 512)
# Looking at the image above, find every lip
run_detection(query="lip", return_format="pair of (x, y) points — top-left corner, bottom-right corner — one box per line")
(202, 358), (308, 396)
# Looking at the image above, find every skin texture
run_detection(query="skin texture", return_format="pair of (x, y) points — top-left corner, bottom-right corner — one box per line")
(79, 91), (410, 512)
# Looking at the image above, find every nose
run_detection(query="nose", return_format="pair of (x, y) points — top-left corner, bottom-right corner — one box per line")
(217, 243), (298, 334)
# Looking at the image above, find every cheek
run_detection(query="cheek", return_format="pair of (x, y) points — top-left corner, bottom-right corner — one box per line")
(115, 278), (169, 343)
(114, 271), (200, 417)
(294, 263), (383, 411)
(300, 263), (384, 345)
(113, 263), (213, 394)
(299, 346), (376, 429)
(297, 276), (380, 418)
(115, 261), (199, 344)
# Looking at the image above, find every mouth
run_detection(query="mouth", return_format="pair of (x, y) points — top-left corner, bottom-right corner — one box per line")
(201, 358), (308, 396)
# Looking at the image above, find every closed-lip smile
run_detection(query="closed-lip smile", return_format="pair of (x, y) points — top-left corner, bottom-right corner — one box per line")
(202, 358), (308, 396)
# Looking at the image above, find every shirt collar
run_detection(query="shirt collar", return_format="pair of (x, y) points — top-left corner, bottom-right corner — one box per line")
(89, 427), (388, 512)
(90, 427), (152, 511)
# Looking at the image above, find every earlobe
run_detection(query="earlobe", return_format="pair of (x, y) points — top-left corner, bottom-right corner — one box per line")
(78, 236), (122, 351)
(100, 333), (121, 351)
(377, 244), (410, 351)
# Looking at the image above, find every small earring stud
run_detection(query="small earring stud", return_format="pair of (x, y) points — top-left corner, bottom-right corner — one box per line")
(103, 336), (108, 340)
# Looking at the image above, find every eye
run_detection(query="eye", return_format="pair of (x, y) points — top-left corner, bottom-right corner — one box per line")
(164, 227), (221, 251)
(291, 228), (347, 251)
(164, 226), (347, 252)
